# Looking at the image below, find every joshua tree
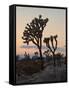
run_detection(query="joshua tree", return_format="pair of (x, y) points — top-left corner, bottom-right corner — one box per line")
(43, 35), (58, 67)
(22, 15), (49, 69)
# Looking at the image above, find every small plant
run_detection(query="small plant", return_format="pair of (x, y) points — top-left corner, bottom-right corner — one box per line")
(55, 53), (64, 66)
(43, 50), (50, 59)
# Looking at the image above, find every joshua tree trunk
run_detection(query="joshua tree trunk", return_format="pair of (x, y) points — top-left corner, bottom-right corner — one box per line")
(39, 47), (44, 69)
(39, 37), (42, 60)
(39, 47), (42, 60)
(53, 52), (56, 67)
(38, 37), (44, 69)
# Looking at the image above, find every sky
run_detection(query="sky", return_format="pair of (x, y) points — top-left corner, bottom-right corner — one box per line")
(16, 6), (66, 56)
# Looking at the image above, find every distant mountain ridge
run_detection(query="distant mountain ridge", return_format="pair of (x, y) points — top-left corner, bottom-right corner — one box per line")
(20, 45), (66, 54)
(21, 45), (65, 49)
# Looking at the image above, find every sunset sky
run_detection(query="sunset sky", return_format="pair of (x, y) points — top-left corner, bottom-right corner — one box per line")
(16, 6), (66, 56)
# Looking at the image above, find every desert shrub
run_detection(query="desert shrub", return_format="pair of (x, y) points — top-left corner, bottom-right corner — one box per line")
(16, 60), (43, 75)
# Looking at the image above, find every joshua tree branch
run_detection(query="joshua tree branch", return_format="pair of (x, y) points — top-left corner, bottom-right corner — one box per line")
(54, 39), (57, 52)
(29, 33), (39, 44)
(31, 38), (39, 47)
(48, 45), (54, 54)
(51, 40), (55, 50)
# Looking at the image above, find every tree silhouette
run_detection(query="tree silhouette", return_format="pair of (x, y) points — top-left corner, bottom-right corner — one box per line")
(22, 15), (49, 68)
(43, 35), (58, 67)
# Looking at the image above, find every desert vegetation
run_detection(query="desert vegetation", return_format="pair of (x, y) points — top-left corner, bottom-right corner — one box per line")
(16, 15), (67, 83)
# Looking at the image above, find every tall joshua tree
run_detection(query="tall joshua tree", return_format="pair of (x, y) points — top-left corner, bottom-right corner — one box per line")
(43, 35), (58, 67)
(22, 15), (49, 64)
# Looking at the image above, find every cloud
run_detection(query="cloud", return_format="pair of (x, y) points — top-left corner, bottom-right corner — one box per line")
(20, 45), (47, 49)
(20, 45), (66, 51)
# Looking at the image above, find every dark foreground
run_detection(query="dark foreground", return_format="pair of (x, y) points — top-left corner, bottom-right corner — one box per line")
(16, 60), (67, 84)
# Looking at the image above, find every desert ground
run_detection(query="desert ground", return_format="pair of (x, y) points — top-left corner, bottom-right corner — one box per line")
(16, 59), (67, 84)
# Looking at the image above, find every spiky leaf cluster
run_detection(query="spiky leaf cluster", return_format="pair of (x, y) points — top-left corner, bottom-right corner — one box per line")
(22, 15), (49, 45)
(43, 35), (58, 54)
